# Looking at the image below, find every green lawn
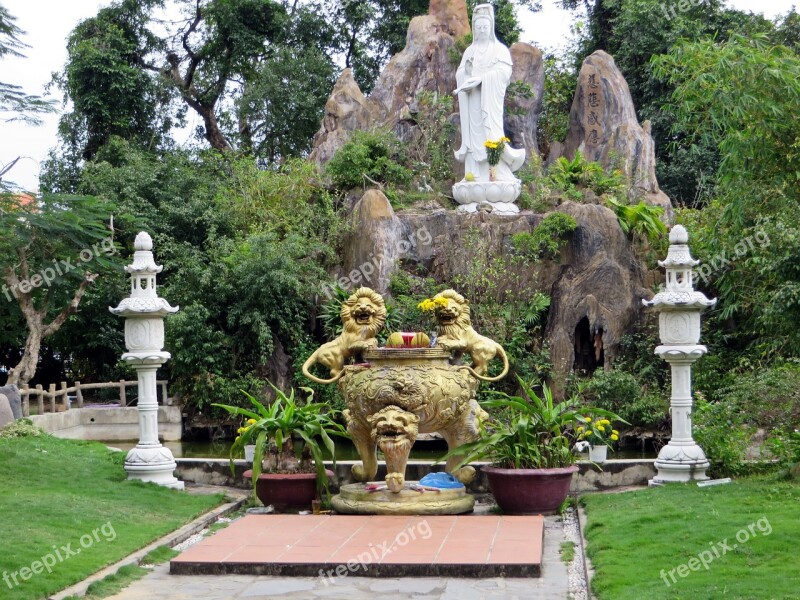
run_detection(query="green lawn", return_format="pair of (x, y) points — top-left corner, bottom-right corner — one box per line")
(582, 476), (800, 599)
(0, 434), (224, 600)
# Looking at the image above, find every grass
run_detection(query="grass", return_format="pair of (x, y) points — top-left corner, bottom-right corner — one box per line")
(0, 434), (224, 600)
(560, 541), (576, 564)
(582, 476), (800, 599)
(63, 546), (179, 600)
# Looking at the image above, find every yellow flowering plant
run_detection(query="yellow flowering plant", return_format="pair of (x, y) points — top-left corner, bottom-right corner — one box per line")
(484, 136), (510, 166)
(577, 416), (621, 449)
(213, 382), (349, 500)
(440, 378), (626, 469)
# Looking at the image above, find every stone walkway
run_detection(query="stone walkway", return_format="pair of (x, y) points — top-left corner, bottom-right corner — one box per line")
(102, 516), (571, 600)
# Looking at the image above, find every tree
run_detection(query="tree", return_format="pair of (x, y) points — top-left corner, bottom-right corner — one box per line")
(0, 194), (121, 386)
(0, 4), (53, 126)
(55, 0), (177, 161)
(661, 34), (800, 358)
(558, 0), (778, 205)
(0, 4), (55, 190)
(326, 0), (535, 94)
(652, 33), (800, 224)
(49, 0), (338, 168)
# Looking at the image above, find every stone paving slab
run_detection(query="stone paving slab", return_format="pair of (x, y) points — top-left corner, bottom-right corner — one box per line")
(104, 517), (569, 599)
(170, 514), (544, 578)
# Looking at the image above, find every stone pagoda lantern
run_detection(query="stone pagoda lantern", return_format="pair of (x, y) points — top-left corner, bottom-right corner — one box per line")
(643, 225), (716, 484)
(110, 232), (183, 489)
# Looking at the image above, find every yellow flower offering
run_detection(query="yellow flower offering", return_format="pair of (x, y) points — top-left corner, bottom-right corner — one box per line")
(610, 434), (619, 441)
(465, 172), (475, 182)
(596, 425), (605, 432)
(483, 136), (511, 166)
(585, 416), (592, 422)
(417, 297), (448, 312)
(246, 418), (257, 425)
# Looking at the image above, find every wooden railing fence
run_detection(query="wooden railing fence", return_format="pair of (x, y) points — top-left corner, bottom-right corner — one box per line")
(19, 380), (170, 417)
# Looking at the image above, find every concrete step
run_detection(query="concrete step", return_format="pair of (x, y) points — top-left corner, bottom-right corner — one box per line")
(170, 514), (544, 578)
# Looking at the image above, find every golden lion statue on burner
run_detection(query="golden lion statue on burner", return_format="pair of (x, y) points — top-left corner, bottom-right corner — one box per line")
(433, 289), (509, 382)
(302, 287), (386, 384)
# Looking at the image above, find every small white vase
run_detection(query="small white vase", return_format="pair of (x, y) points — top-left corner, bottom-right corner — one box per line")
(589, 445), (608, 463)
(244, 445), (256, 463)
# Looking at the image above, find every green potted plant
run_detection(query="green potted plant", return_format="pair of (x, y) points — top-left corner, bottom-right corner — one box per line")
(577, 417), (621, 463)
(213, 383), (348, 510)
(444, 378), (624, 514)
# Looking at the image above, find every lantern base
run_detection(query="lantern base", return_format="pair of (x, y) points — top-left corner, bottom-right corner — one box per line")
(125, 445), (184, 489)
(649, 442), (709, 484)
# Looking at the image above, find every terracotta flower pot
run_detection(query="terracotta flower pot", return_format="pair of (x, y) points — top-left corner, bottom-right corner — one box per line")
(243, 469), (333, 511)
(482, 465), (578, 515)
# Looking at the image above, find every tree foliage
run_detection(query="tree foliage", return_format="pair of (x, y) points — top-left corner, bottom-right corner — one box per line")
(0, 193), (124, 386)
(49, 0), (337, 168)
(559, 0), (785, 205)
(0, 4), (53, 128)
(652, 33), (800, 224)
(55, 0), (176, 160)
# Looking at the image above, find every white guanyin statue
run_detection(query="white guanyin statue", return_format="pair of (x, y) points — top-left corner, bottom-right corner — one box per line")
(452, 3), (525, 215)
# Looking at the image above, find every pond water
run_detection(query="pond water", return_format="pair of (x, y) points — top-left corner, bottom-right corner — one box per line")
(102, 439), (657, 460)
(101, 439), (450, 461)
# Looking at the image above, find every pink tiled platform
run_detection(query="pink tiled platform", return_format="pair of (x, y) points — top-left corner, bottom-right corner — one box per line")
(170, 514), (543, 577)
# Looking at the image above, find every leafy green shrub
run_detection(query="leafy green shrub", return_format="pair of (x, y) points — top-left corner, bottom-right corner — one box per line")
(406, 90), (456, 185)
(716, 365), (800, 427)
(447, 33), (472, 65)
(504, 80), (535, 116)
(318, 285), (350, 340)
(579, 370), (668, 429)
(325, 129), (412, 190)
(691, 366), (800, 477)
(502, 294), (552, 385)
(539, 54), (575, 155)
(512, 212), (577, 261)
(215, 157), (338, 240)
(613, 325), (667, 390)
(693, 392), (753, 477)
(385, 274), (444, 335)
(767, 429), (800, 479)
(0, 419), (47, 438)
(547, 150), (625, 199)
(605, 197), (667, 244)
(516, 153), (556, 213)
(388, 271), (413, 297)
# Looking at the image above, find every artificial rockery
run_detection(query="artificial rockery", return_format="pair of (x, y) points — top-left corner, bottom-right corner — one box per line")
(311, 0), (671, 390)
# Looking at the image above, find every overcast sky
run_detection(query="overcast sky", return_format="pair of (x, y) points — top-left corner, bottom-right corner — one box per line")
(1, 0), (796, 192)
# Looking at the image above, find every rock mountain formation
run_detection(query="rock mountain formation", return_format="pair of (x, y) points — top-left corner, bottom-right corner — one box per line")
(310, 0), (667, 384)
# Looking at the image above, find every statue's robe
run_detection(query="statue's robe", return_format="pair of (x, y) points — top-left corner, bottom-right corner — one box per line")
(455, 40), (524, 181)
